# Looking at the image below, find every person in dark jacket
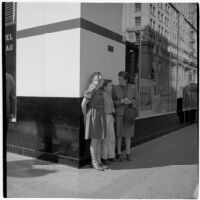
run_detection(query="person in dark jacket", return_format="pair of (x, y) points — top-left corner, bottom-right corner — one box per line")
(112, 71), (138, 161)
(6, 72), (16, 131)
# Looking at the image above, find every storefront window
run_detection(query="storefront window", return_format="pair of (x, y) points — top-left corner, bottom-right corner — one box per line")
(138, 27), (178, 117)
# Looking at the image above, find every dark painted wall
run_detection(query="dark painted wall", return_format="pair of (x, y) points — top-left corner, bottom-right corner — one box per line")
(7, 97), (82, 167)
(5, 24), (16, 79)
(7, 94), (197, 167)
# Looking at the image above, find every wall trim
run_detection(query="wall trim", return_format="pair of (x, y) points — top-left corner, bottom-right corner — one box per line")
(17, 18), (125, 44)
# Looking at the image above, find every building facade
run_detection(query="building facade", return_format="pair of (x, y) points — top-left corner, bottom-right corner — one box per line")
(123, 3), (198, 117)
(5, 3), (198, 167)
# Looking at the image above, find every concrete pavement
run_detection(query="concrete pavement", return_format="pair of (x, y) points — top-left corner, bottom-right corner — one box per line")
(7, 123), (198, 198)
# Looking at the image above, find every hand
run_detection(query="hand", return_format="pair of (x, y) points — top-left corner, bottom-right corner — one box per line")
(132, 99), (137, 107)
(120, 98), (125, 104)
(124, 98), (132, 105)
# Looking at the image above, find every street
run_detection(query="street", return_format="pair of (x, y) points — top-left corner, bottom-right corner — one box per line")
(7, 123), (198, 198)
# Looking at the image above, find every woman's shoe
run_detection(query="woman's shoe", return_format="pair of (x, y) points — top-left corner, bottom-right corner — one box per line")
(101, 159), (111, 165)
(99, 162), (109, 170)
(92, 163), (104, 171)
(108, 158), (120, 162)
(116, 154), (122, 161)
(126, 154), (132, 161)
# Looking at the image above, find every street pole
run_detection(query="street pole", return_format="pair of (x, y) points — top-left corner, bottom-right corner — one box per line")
(138, 28), (142, 116)
(175, 11), (179, 111)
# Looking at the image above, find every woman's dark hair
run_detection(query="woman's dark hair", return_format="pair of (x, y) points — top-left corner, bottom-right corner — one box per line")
(118, 71), (130, 82)
(103, 79), (112, 88)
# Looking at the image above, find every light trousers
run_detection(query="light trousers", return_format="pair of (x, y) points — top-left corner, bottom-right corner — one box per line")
(101, 114), (116, 159)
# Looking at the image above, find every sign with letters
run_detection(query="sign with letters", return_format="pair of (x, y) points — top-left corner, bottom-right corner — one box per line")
(5, 24), (16, 78)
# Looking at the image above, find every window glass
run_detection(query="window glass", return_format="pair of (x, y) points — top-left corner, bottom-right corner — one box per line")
(135, 3), (141, 12)
(135, 16), (141, 26)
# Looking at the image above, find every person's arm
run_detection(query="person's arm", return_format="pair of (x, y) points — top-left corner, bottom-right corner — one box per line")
(81, 97), (90, 124)
(81, 97), (89, 117)
(9, 78), (16, 119)
(125, 85), (137, 107)
(112, 86), (124, 106)
(82, 88), (92, 124)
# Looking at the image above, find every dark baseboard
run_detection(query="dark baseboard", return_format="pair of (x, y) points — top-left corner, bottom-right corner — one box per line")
(7, 144), (79, 168)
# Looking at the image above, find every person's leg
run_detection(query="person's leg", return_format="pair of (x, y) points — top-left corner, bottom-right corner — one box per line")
(90, 138), (104, 171)
(125, 137), (131, 154)
(125, 137), (132, 161)
(108, 116), (116, 159)
(101, 137), (108, 160)
(90, 138), (98, 165)
(97, 139), (109, 169)
(101, 115), (109, 161)
(117, 137), (122, 155)
(96, 139), (102, 163)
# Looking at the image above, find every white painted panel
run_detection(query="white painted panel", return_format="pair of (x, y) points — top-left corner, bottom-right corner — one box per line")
(44, 29), (80, 97)
(45, 3), (81, 24)
(16, 35), (45, 96)
(81, 3), (123, 35)
(17, 3), (45, 31)
(17, 3), (81, 31)
(80, 29), (125, 96)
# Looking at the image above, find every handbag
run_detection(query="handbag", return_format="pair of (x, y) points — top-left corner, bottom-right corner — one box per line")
(123, 105), (137, 125)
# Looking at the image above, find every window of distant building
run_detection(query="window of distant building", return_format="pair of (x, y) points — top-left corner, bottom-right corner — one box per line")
(153, 21), (156, 30)
(165, 4), (168, 13)
(135, 3), (141, 12)
(135, 32), (140, 41)
(161, 13), (163, 23)
(150, 18), (153, 27)
(158, 11), (160, 20)
(153, 6), (155, 15)
(135, 16), (141, 26)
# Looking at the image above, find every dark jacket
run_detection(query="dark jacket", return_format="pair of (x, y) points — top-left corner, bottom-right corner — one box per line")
(6, 73), (16, 119)
(112, 84), (138, 116)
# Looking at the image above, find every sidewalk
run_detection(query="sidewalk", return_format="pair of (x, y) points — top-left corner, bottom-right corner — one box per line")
(7, 124), (198, 198)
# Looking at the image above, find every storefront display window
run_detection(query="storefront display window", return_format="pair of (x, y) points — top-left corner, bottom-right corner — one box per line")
(138, 28), (178, 117)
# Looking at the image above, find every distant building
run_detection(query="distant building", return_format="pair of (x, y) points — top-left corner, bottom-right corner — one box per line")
(123, 3), (197, 116)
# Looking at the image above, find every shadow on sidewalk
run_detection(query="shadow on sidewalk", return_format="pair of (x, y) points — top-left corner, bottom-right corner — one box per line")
(110, 126), (198, 170)
(7, 159), (57, 178)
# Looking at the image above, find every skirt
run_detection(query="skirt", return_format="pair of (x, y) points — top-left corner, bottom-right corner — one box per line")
(115, 115), (134, 138)
(85, 108), (107, 140)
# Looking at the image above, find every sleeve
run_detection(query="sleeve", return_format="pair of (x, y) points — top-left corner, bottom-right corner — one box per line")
(112, 86), (122, 106)
(9, 78), (16, 115)
(84, 89), (93, 100)
(132, 85), (138, 109)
